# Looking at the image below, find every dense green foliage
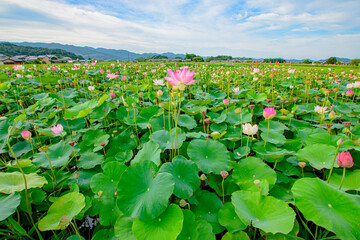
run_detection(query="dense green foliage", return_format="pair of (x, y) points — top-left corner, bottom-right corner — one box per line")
(0, 42), (84, 59)
(263, 58), (286, 63)
(325, 57), (337, 64)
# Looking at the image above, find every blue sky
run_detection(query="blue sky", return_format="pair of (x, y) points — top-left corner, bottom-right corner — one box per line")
(0, 0), (360, 59)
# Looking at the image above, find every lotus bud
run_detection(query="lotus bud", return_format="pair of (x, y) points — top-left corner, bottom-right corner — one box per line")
(329, 110), (336, 119)
(200, 173), (207, 181)
(179, 199), (187, 208)
(337, 151), (354, 168)
(210, 131), (221, 139)
(220, 171), (229, 179)
(253, 179), (261, 186)
(72, 131), (77, 136)
(337, 138), (343, 147)
(98, 190), (103, 197)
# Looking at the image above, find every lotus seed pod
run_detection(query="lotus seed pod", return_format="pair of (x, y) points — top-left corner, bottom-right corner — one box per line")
(298, 162), (306, 168)
(59, 215), (70, 227)
(221, 171), (229, 179)
(200, 173), (207, 181)
(253, 179), (261, 186)
(179, 199), (187, 208)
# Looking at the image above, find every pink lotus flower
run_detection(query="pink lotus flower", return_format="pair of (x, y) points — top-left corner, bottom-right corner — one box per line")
(346, 90), (354, 97)
(223, 99), (229, 105)
(110, 92), (116, 98)
(164, 68), (196, 90)
(106, 73), (119, 80)
(21, 130), (31, 139)
(337, 151), (353, 168)
(71, 67), (80, 70)
(263, 107), (276, 119)
(12, 65), (24, 71)
(100, 69), (104, 73)
(314, 105), (328, 114)
(51, 124), (63, 135)
(121, 76), (126, 81)
(157, 89), (163, 97)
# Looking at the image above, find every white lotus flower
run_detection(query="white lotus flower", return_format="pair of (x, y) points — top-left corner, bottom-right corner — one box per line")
(242, 123), (258, 135)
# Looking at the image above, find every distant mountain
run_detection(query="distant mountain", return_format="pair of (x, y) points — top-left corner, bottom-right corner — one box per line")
(0, 42), (84, 59)
(12, 42), (186, 61)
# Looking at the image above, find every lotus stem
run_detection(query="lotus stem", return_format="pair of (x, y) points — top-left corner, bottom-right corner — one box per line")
(339, 168), (346, 190)
(327, 144), (341, 183)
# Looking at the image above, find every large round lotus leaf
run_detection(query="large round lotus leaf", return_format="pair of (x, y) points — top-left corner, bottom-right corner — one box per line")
(114, 215), (136, 240)
(117, 161), (174, 219)
(0, 172), (47, 194)
(38, 192), (85, 231)
(192, 190), (224, 234)
(259, 220), (300, 240)
(292, 178), (360, 240)
(187, 139), (230, 174)
(151, 129), (186, 150)
(90, 161), (127, 197)
(78, 152), (104, 169)
(0, 192), (21, 221)
(159, 158), (200, 199)
(132, 204), (183, 240)
(296, 144), (337, 170)
(222, 231), (250, 240)
(177, 210), (215, 240)
(232, 190), (295, 234)
(218, 202), (247, 233)
(33, 140), (73, 168)
(132, 140), (161, 166)
(232, 157), (277, 190)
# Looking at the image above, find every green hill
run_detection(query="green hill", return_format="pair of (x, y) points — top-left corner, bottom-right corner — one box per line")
(0, 42), (84, 60)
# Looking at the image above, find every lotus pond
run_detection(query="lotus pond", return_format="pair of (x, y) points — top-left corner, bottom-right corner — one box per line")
(0, 62), (359, 240)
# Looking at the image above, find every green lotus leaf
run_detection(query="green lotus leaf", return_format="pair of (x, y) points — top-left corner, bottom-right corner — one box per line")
(187, 139), (230, 174)
(38, 192), (85, 231)
(117, 161), (174, 219)
(177, 210), (215, 240)
(159, 158), (200, 199)
(292, 178), (360, 240)
(328, 169), (360, 191)
(232, 156), (277, 191)
(192, 190), (224, 234)
(177, 114), (197, 130)
(222, 231), (250, 240)
(90, 161), (127, 197)
(218, 202), (247, 233)
(78, 152), (104, 169)
(132, 204), (183, 240)
(232, 190), (296, 234)
(0, 172), (47, 194)
(296, 144), (337, 169)
(33, 140), (73, 168)
(132, 140), (161, 166)
(114, 215), (136, 240)
(152, 128), (186, 150)
(0, 193), (21, 221)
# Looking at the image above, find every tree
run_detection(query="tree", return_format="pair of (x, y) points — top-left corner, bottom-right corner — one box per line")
(324, 57), (337, 64)
(351, 59), (360, 66)
(185, 53), (197, 60)
(302, 59), (311, 64)
(193, 56), (204, 62)
(174, 56), (182, 59)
